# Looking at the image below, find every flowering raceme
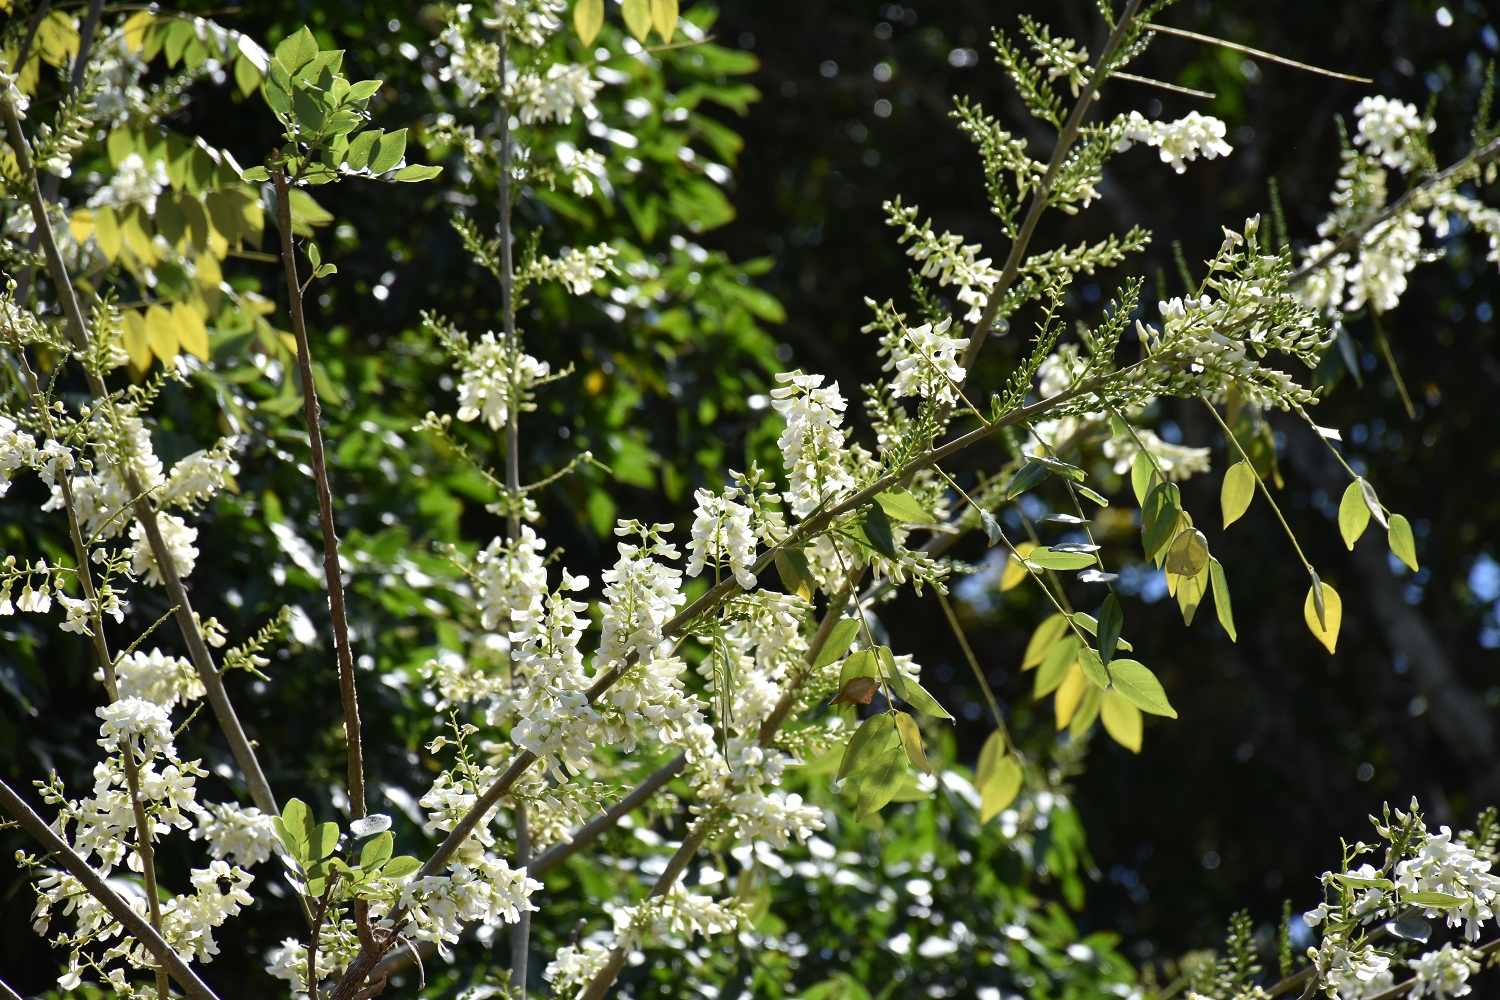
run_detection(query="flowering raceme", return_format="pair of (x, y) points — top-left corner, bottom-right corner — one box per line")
(771, 371), (858, 517)
(686, 487), (759, 589)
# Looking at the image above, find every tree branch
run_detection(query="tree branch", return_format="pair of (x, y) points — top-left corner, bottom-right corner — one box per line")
(0, 88), (278, 817)
(0, 777), (221, 1000)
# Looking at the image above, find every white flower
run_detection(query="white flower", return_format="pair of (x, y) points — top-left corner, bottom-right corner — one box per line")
(191, 803), (281, 867)
(512, 63), (602, 125)
(107, 648), (204, 708)
(1410, 943), (1480, 1000)
(390, 857), (540, 950)
(57, 594), (93, 635)
(771, 372), (857, 518)
(529, 243), (617, 295)
(1395, 825), (1500, 941)
(594, 523), (684, 669)
(878, 315), (971, 404)
(161, 861), (256, 963)
(87, 151), (169, 214)
(1117, 111), (1234, 173)
(455, 332), (551, 432)
(686, 488), (758, 589)
(1102, 427), (1210, 482)
(1316, 938), (1394, 1000)
(1353, 96), (1432, 174)
(130, 513), (199, 585)
(556, 141), (608, 197)
(16, 580), (52, 614)
(96, 696), (175, 759)
(35, 439), (75, 487)
(475, 525), (549, 631)
(886, 202), (1000, 323)
(725, 788), (825, 848)
(1343, 213), (1422, 314)
(0, 413), (37, 496)
(547, 940), (613, 999)
(160, 442), (239, 508)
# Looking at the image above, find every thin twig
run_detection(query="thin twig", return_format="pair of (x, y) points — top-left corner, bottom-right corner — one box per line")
(271, 161), (370, 948)
(937, 589), (1005, 730)
(0, 777), (221, 1000)
(1143, 23), (1373, 83)
(1370, 311), (1416, 420)
(1112, 72), (1216, 99)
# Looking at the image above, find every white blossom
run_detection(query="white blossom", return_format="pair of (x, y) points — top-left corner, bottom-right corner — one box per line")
(96, 697), (175, 759)
(130, 512), (199, 585)
(1410, 943), (1480, 1000)
(0, 413), (37, 496)
(1315, 938), (1395, 1000)
(771, 372), (857, 518)
(107, 648), (204, 709)
(1116, 111), (1234, 174)
(191, 803), (281, 867)
(887, 201), (1000, 323)
(455, 332), (551, 431)
(556, 141), (608, 197)
(512, 63), (603, 125)
(160, 442), (238, 508)
(388, 857), (540, 952)
(877, 315), (971, 404)
(475, 524), (549, 631)
(1343, 213), (1422, 314)
(594, 522), (684, 669)
(529, 243), (618, 295)
(686, 488), (758, 589)
(1395, 825), (1500, 941)
(1102, 427), (1211, 481)
(1353, 96), (1432, 174)
(87, 151), (169, 214)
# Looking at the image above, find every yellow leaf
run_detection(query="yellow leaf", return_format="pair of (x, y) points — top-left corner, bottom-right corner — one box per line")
(123, 11), (155, 53)
(1220, 460), (1256, 528)
(122, 310), (152, 371)
(1021, 611), (1067, 669)
(195, 250), (222, 288)
(1303, 582), (1342, 653)
(1101, 689), (1143, 752)
(978, 755), (1022, 822)
(651, 0), (678, 41)
(1388, 515), (1419, 572)
(1175, 568), (1207, 626)
(173, 302), (210, 360)
(69, 208), (94, 244)
(145, 305), (178, 362)
(94, 206), (122, 261)
(37, 11), (79, 68)
(120, 205), (158, 265)
(1338, 481), (1371, 550)
(1000, 541), (1036, 591)
(1054, 662), (1088, 730)
(574, 0), (605, 45)
(974, 729), (1006, 789)
(621, 0), (652, 41)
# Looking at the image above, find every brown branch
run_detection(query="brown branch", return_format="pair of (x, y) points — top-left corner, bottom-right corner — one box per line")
(529, 755), (687, 878)
(271, 163), (367, 825)
(1142, 23), (1373, 83)
(0, 90), (279, 818)
(0, 776), (221, 1000)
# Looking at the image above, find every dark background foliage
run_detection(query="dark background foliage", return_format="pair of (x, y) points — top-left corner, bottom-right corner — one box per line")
(2, 0), (1499, 996)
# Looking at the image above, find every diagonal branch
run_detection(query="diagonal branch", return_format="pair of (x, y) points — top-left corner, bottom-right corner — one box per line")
(0, 776), (221, 1000)
(0, 89), (278, 817)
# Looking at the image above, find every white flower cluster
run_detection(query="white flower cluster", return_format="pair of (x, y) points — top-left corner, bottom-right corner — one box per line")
(107, 648), (205, 708)
(1410, 943), (1480, 1000)
(475, 524), (549, 631)
(455, 332), (552, 431)
(613, 881), (742, 950)
(1116, 111), (1234, 174)
(96, 697), (175, 758)
(266, 919), (361, 995)
(594, 522), (685, 669)
(1395, 825), (1500, 941)
(546, 939), (614, 1000)
(724, 789), (825, 849)
(1102, 427), (1211, 482)
(556, 141), (608, 197)
(529, 243), (618, 295)
(887, 201), (1000, 323)
(483, 0), (569, 49)
(1314, 938), (1394, 1000)
(189, 803), (281, 866)
(0, 413), (37, 496)
(686, 487), (759, 589)
(771, 371), (858, 518)
(877, 315), (971, 404)
(388, 857), (540, 953)
(512, 62), (603, 125)
(508, 573), (598, 771)
(87, 151), (169, 213)
(160, 441), (239, 508)
(1353, 96), (1433, 174)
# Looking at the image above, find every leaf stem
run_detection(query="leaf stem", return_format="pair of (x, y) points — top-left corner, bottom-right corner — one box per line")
(1199, 396), (1314, 575)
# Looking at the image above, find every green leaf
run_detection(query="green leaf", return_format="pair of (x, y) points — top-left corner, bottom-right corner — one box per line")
(1076, 484), (1110, 507)
(359, 831), (393, 871)
(392, 163), (443, 182)
(979, 510), (1003, 546)
(1078, 645), (1110, 688)
(235, 53), (262, 98)
(1141, 481), (1182, 560)
(1028, 454), (1086, 481)
(1022, 613), (1070, 670)
(241, 165), (270, 182)
(291, 84), (327, 133)
(974, 729), (1006, 789)
(1131, 450), (1157, 506)
(1221, 460), (1256, 528)
(813, 619), (861, 669)
(264, 79), (292, 117)
(876, 488), (934, 524)
(1107, 659), (1177, 718)
(379, 856), (421, 879)
(1007, 462), (1051, 499)
(1209, 557), (1237, 642)
(1163, 528), (1209, 578)
(855, 746), (908, 820)
(838, 713), (897, 781)
(775, 550), (812, 601)
(800, 974), (874, 1000)
(369, 127), (408, 174)
(1388, 514), (1419, 571)
(838, 648), (878, 687)
(311, 820), (340, 860)
(1070, 685), (1103, 738)
(874, 646), (908, 701)
(344, 128), (380, 171)
(898, 678), (953, 720)
(621, 0), (653, 42)
(1404, 891), (1467, 907)
(862, 504), (898, 559)
(1339, 481), (1371, 549)
(1025, 547), (1097, 571)
(275, 798), (313, 859)
(1361, 479), (1388, 528)
(1101, 689), (1143, 751)
(1034, 634), (1080, 698)
(1332, 873), (1396, 891)
(978, 754), (1022, 822)
(1098, 594), (1123, 664)
(346, 79), (382, 103)
(274, 26), (320, 74)
(893, 711), (932, 775)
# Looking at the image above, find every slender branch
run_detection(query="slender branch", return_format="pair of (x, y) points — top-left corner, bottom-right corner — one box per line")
(1142, 22), (1373, 83)
(1370, 311), (1416, 420)
(1112, 72), (1216, 99)
(937, 589), (1005, 729)
(527, 755), (687, 878)
(271, 162), (367, 824)
(0, 87), (278, 816)
(958, 0), (1146, 370)
(0, 777), (222, 1000)
(0, 973), (22, 1000)
(1200, 396), (1315, 574)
